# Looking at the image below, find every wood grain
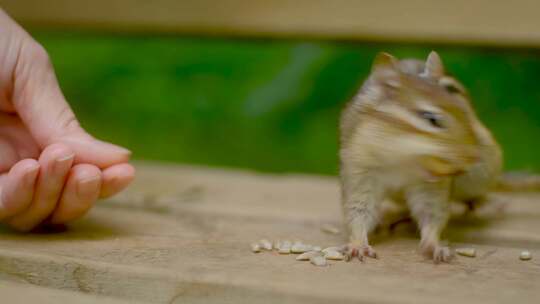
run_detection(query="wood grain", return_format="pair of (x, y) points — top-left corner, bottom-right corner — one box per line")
(0, 162), (539, 303)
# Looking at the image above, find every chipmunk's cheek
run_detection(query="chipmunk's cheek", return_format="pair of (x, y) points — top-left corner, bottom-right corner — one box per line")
(420, 156), (464, 182)
(421, 156), (454, 175)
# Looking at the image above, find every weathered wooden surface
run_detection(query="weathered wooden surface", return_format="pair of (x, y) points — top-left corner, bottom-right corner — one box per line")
(0, 281), (134, 304)
(3, 0), (540, 48)
(0, 162), (539, 303)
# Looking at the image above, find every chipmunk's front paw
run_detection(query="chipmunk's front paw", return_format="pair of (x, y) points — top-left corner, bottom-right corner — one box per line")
(343, 243), (378, 262)
(421, 243), (453, 263)
(433, 246), (452, 263)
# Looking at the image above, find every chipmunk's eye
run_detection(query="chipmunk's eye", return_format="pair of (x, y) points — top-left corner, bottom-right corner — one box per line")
(418, 111), (444, 128)
(444, 84), (461, 94)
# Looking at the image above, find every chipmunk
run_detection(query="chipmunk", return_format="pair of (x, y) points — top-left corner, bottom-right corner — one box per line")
(339, 51), (504, 262)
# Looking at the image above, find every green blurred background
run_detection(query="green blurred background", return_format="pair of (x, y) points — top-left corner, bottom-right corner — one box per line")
(33, 31), (540, 175)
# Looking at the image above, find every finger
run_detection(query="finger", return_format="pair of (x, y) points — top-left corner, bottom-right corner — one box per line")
(0, 159), (39, 220)
(0, 114), (41, 170)
(8, 144), (73, 231)
(57, 133), (131, 169)
(0, 136), (19, 172)
(50, 164), (101, 224)
(11, 38), (131, 168)
(100, 163), (136, 198)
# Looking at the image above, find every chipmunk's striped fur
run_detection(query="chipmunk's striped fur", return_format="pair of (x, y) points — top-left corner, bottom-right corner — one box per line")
(339, 51), (502, 262)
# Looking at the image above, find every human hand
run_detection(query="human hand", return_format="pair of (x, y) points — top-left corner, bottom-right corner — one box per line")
(0, 9), (135, 231)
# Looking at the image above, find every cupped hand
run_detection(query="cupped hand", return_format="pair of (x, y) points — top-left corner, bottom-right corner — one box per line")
(0, 9), (135, 231)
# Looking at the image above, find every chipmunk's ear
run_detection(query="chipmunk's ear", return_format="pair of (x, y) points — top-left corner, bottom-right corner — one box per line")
(371, 52), (399, 78)
(423, 51), (445, 78)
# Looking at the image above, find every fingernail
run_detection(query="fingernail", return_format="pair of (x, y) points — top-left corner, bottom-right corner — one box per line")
(99, 140), (132, 157)
(112, 145), (132, 158)
(117, 146), (131, 155)
(54, 154), (74, 171)
(77, 176), (101, 198)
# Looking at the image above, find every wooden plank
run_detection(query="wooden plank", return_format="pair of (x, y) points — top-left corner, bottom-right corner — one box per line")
(2, 0), (540, 47)
(0, 162), (539, 303)
(0, 281), (136, 304)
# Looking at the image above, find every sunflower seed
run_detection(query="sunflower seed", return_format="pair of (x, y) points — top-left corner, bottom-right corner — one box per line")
(310, 255), (328, 267)
(259, 239), (273, 251)
(296, 251), (321, 261)
(321, 224), (340, 235)
(324, 250), (344, 260)
(279, 247), (291, 254)
(456, 247), (476, 257)
(322, 246), (344, 255)
(312, 246), (322, 252)
(520, 250), (532, 261)
(291, 242), (308, 253)
(251, 243), (261, 253)
(278, 240), (292, 254)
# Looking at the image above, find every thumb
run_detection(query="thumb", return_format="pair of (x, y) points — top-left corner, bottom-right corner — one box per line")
(12, 39), (131, 168)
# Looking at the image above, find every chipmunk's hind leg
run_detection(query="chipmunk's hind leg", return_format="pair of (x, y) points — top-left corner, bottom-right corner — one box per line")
(406, 181), (453, 263)
(460, 194), (507, 216)
(462, 197), (488, 215)
(342, 200), (380, 261)
(341, 169), (380, 261)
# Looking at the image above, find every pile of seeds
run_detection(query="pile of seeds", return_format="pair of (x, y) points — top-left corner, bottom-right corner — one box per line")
(250, 239), (344, 267)
(252, 242), (534, 265)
